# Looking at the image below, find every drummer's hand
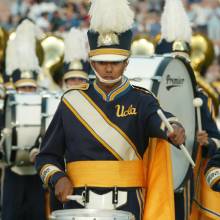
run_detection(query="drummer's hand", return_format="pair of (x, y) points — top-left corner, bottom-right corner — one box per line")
(197, 130), (209, 146)
(29, 148), (40, 163)
(168, 123), (186, 146)
(55, 176), (73, 203)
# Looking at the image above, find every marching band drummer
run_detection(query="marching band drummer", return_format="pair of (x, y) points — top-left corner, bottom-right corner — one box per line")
(36, 1), (186, 220)
(62, 27), (90, 91)
(1, 19), (46, 220)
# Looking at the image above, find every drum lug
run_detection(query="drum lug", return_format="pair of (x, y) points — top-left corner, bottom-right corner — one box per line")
(112, 186), (118, 207)
(82, 185), (89, 206)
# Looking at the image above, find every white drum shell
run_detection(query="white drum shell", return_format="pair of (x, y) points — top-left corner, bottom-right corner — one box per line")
(41, 92), (62, 133)
(50, 209), (135, 220)
(4, 93), (42, 164)
(124, 55), (196, 190)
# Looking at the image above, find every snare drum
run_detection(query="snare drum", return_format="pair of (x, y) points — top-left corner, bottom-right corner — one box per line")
(41, 92), (62, 134)
(50, 209), (135, 220)
(124, 55), (197, 191)
(4, 92), (42, 165)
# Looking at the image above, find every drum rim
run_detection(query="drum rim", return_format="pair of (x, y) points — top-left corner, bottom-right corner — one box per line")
(51, 209), (135, 217)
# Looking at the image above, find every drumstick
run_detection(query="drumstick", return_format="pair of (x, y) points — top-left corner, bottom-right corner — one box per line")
(157, 109), (195, 168)
(193, 98), (203, 132)
(66, 195), (84, 202)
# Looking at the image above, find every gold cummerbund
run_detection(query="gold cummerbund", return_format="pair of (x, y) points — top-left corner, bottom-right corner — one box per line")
(66, 160), (145, 188)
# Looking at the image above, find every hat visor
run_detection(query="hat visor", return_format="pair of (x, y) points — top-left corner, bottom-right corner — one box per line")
(15, 79), (37, 88)
(90, 54), (128, 62)
(64, 71), (88, 81)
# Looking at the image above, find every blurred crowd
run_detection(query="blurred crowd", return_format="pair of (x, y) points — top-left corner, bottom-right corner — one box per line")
(0, 0), (220, 82)
(0, 0), (220, 41)
(0, 0), (219, 41)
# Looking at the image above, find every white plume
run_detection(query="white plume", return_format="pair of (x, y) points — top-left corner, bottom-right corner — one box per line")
(5, 38), (17, 76)
(13, 19), (40, 72)
(161, 0), (192, 43)
(64, 28), (88, 62)
(89, 0), (134, 34)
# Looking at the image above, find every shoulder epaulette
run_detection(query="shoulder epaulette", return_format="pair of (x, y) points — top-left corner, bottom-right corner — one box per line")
(132, 85), (157, 99)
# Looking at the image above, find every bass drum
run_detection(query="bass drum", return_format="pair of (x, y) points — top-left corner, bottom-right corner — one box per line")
(124, 55), (197, 191)
(50, 209), (135, 220)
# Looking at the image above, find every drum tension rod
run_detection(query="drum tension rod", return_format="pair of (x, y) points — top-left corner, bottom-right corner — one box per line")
(112, 186), (118, 205)
(82, 185), (89, 206)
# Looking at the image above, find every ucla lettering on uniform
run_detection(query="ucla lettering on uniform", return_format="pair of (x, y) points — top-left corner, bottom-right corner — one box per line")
(115, 105), (137, 117)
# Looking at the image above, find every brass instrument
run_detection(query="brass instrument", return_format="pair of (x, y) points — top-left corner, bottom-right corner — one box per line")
(190, 33), (215, 73)
(39, 34), (64, 90)
(190, 33), (219, 115)
(0, 27), (9, 64)
(194, 71), (219, 116)
(131, 34), (155, 56)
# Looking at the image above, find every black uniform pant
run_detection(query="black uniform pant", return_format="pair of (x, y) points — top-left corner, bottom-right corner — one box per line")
(50, 189), (63, 211)
(2, 167), (46, 220)
(175, 171), (194, 220)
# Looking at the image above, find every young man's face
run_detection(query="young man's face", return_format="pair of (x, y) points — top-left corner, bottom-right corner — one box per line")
(17, 86), (36, 93)
(65, 77), (87, 88)
(91, 60), (128, 81)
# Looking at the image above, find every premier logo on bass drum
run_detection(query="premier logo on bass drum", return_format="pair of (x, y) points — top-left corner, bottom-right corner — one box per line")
(166, 74), (185, 91)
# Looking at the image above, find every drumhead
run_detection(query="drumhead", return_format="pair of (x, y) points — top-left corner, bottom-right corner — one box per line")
(50, 209), (135, 220)
(124, 55), (197, 190)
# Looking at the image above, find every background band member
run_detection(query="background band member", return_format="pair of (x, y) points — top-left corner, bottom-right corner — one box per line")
(62, 27), (90, 91)
(191, 90), (220, 220)
(1, 19), (46, 220)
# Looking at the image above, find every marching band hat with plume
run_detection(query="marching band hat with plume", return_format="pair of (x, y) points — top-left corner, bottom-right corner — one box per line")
(155, 0), (192, 55)
(63, 27), (89, 82)
(5, 19), (41, 89)
(87, 0), (134, 62)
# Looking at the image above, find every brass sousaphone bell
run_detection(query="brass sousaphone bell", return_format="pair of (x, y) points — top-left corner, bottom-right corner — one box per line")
(131, 34), (155, 56)
(40, 34), (64, 90)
